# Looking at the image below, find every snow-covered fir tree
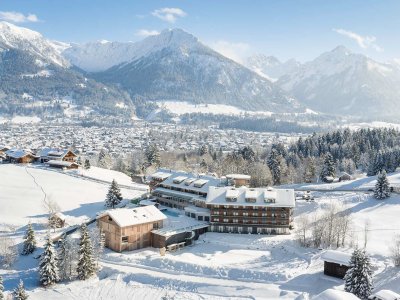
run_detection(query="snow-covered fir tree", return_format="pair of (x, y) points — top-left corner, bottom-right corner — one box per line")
(320, 153), (335, 182)
(344, 248), (373, 299)
(145, 144), (161, 167)
(89, 227), (105, 269)
(39, 234), (59, 287)
(84, 159), (91, 170)
(13, 280), (28, 300)
(199, 144), (208, 156)
(77, 224), (96, 280)
(0, 275), (4, 300)
(97, 149), (112, 169)
(267, 149), (281, 185)
(104, 179), (123, 208)
(374, 170), (391, 200)
(21, 222), (36, 255)
(57, 234), (77, 281)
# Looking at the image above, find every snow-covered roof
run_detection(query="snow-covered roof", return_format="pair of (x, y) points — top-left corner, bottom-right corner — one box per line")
(157, 170), (223, 194)
(370, 290), (400, 300)
(150, 171), (173, 181)
(205, 186), (295, 207)
(313, 289), (359, 300)
(37, 147), (74, 158)
(47, 160), (77, 167)
(97, 206), (167, 227)
(5, 149), (35, 158)
(321, 250), (351, 266)
(226, 174), (251, 180)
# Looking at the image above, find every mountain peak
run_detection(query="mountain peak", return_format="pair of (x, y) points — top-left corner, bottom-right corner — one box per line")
(330, 45), (352, 56)
(152, 28), (199, 47)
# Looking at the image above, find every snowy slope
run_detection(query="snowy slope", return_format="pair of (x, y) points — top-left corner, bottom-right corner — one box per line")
(277, 46), (400, 117)
(0, 165), (145, 228)
(0, 21), (69, 67)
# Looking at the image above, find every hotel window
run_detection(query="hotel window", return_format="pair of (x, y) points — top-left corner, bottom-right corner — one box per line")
(218, 226), (224, 232)
(262, 213), (267, 217)
(214, 218), (220, 222)
(252, 220), (258, 224)
(281, 213), (287, 218)
(233, 205), (239, 209)
(233, 219), (238, 223)
(122, 236), (128, 243)
(223, 218), (229, 223)
(238, 227), (243, 233)
(243, 212), (249, 216)
(271, 213), (277, 218)
(252, 212), (258, 216)
(233, 212), (239, 216)
(213, 210), (219, 215)
(243, 219), (249, 223)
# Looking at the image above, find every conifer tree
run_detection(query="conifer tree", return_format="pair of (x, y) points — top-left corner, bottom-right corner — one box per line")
(344, 248), (373, 299)
(0, 275), (4, 300)
(21, 222), (36, 255)
(84, 159), (91, 170)
(13, 280), (28, 300)
(39, 234), (59, 287)
(199, 144), (208, 156)
(374, 170), (391, 200)
(267, 149), (281, 185)
(104, 179), (123, 208)
(58, 234), (77, 281)
(145, 144), (161, 167)
(320, 153), (336, 182)
(77, 224), (96, 280)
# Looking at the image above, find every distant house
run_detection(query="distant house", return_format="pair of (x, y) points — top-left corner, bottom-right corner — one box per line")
(97, 206), (167, 252)
(226, 174), (251, 187)
(369, 290), (400, 300)
(313, 289), (360, 300)
(5, 149), (37, 164)
(47, 160), (79, 170)
(37, 148), (77, 163)
(339, 172), (352, 182)
(321, 250), (351, 279)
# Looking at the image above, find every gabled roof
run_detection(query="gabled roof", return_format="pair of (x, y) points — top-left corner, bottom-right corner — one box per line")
(37, 147), (76, 158)
(370, 290), (400, 300)
(5, 149), (36, 159)
(97, 206), (167, 227)
(313, 289), (359, 300)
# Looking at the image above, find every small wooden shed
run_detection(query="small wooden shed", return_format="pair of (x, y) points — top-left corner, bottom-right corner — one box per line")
(321, 250), (351, 279)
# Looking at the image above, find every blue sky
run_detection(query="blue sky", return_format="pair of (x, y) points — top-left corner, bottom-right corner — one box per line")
(1, 0), (399, 63)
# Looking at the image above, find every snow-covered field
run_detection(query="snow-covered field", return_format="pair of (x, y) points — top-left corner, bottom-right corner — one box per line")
(159, 101), (274, 117)
(1, 165), (400, 299)
(0, 164), (146, 229)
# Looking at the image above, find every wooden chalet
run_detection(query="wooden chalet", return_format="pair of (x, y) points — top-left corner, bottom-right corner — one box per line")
(4, 149), (37, 163)
(97, 206), (167, 252)
(37, 148), (77, 163)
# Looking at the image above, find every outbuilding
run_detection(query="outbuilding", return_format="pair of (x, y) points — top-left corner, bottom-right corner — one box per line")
(321, 250), (351, 279)
(339, 172), (352, 182)
(313, 289), (360, 300)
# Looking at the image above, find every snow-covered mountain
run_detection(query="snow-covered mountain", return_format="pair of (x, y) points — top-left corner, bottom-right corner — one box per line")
(92, 29), (303, 113)
(245, 54), (301, 81)
(0, 21), (133, 116)
(277, 46), (400, 117)
(0, 21), (69, 67)
(63, 40), (139, 72)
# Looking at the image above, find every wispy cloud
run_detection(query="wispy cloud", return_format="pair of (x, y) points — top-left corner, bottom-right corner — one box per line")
(135, 29), (160, 37)
(210, 40), (250, 64)
(333, 28), (383, 52)
(151, 7), (186, 23)
(0, 11), (39, 23)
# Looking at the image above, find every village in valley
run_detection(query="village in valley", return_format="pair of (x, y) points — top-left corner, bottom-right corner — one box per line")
(1, 128), (400, 300)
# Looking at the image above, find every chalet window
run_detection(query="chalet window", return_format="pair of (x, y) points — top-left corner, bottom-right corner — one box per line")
(122, 236), (128, 243)
(153, 223), (159, 229)
(108, 217), (113, 221)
